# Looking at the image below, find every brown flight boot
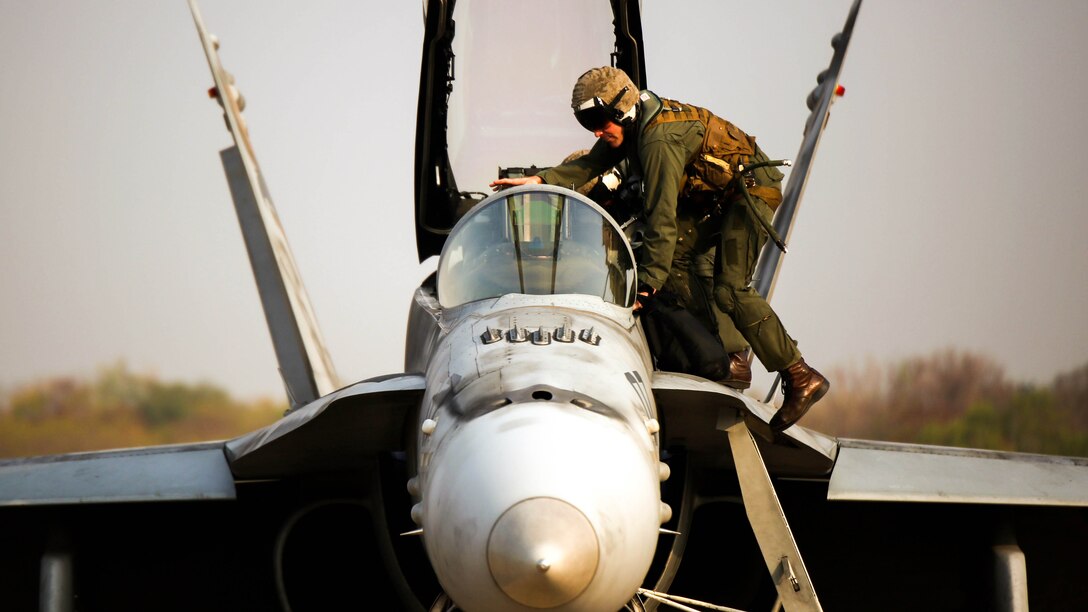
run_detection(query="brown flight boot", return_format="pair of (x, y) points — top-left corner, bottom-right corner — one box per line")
(770, 359), (829, 432)
(718, 352), (752, 390)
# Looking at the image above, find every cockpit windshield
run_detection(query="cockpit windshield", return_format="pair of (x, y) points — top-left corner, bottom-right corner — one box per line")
(437, 188), (635, 308)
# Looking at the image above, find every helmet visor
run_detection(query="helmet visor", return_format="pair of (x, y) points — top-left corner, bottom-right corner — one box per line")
(574, 106), (613, 132)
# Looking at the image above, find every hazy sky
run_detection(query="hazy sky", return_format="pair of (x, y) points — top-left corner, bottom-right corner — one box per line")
(2, 0), (1086, 400)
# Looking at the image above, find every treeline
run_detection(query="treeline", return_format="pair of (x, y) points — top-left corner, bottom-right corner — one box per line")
(3, 351), (1087, 460)
(0, 364), (284, 459)
(802, 349), (1088, 457)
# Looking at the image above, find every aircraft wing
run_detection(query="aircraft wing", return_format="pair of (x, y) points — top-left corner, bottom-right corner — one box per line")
(654, 371), (1088, 508)
(0, 442), (236, 507)
(829, 438), (1088, 507)
(0, 374), (423, 506)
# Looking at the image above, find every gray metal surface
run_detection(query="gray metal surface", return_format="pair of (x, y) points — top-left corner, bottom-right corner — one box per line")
(829, 439), (1088, 506)
(726, 421), (822, 611)
(40, 545), (73, 612)
(191, 0), (340, 409)
(226, 374), (425, 479)
(651, 372), (838, 476)
(753, 0), (862, 301)
(993, 544), (1029, 612)
(220, 147), (339, 408)
(0, 442), (235, 506)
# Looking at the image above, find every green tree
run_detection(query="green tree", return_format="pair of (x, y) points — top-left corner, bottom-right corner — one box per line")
(801, 350), (1088, 457)
(1053, 363), (1088, 430)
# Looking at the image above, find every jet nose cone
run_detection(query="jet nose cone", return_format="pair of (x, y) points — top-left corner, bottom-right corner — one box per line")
(487, 497), (599, 608)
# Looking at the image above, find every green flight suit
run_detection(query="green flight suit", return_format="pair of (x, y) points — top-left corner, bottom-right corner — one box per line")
(538, 92), (801, 373)
(668, 213), (750, 354)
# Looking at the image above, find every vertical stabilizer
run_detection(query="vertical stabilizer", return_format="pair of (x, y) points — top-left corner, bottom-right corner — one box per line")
(188, 0), (340, 408)
(753, 0), (862, 301)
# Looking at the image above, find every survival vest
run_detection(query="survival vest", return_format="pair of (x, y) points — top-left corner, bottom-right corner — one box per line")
(641, 94), (783, 210)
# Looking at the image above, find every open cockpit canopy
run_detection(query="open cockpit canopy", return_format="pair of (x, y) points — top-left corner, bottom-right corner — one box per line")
(415, 0), (646, 261)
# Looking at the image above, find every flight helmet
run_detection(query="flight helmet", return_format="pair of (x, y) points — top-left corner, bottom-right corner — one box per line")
(571, 67), (639, 132)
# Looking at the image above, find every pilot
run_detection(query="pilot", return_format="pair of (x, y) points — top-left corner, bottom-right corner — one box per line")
(490, 67), (828, 432)
(559, 149), (751, 391)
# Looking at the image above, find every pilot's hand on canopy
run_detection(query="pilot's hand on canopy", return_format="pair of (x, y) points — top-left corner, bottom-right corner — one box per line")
(633, 284), (656, 313)
(489, 175), (543, 191)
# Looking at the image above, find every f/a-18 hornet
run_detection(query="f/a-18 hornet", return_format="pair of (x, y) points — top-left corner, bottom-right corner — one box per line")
(2, 1), (1086, 611)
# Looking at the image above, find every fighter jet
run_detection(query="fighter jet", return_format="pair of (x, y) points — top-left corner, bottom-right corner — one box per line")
(2, 1), (1086, 611)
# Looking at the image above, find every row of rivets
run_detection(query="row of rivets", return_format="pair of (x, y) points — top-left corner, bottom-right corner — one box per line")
(480, 326), (601, 346)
